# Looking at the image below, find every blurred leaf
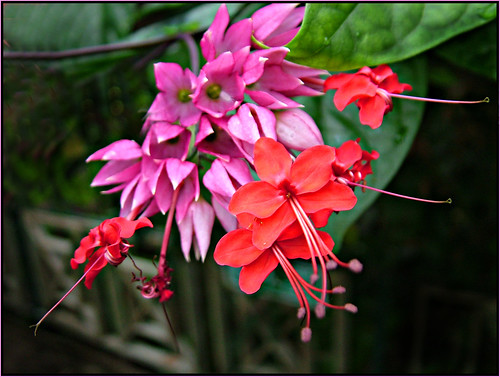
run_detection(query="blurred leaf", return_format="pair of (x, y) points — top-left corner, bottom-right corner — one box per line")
(3, 3), (137, 50)
(286, 3), (496, 71)
(434, 22), (497, 80)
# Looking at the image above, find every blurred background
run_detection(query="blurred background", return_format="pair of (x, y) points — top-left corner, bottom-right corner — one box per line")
(2, 3), (498, 375)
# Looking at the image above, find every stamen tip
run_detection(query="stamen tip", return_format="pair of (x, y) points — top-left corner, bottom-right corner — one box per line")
(310, 273), (319, 285)
(344, 303), (358, 313)
(348, 259), (363, 273)
(301, 327), (312, 342)
(315, 304), (325, 318)
(332, 285), (346, 294)
(483, 97), (490, 103)
(297, 307), (306, 319)
(446, 198), (452, 204)
(326, 260), (338, 270)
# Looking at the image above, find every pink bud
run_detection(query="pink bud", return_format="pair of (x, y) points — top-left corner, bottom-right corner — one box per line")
(275, 108), (324, 151)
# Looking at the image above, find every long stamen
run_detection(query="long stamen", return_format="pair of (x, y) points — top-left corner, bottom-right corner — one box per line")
(30, 253), (106, 335)
(339, 178), (452, 204)
(388, 92), (489, 105)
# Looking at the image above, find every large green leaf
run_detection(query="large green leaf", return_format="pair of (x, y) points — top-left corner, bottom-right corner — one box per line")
(286, 3), (496, 71)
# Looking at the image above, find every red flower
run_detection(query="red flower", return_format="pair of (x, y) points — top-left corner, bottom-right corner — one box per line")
(215, 226), (356, 341)
(324, 64), (412, 129)
(229, 137), (357, 250)
(331, 139), (379, 185)
(71, 217), (153, 289)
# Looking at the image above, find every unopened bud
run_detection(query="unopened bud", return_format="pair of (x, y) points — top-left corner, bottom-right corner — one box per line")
(344, 303), (358, 313)
(315, 304), (325, 318)
(301, 327), (312, 342)
(275, 108), (324, 151)
(348, 259), (363, 273)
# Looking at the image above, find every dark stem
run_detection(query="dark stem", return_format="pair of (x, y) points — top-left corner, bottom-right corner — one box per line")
(3, 35), (178, 61)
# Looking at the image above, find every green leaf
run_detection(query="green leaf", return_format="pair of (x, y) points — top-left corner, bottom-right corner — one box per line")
(286, 3), (496, 71)
(3, 3), (137, 51)
(434, 22), (498, 81)
(320, 57), (428, 251)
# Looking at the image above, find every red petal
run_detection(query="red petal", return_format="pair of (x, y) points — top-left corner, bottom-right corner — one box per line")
(357, 95), (388, 129)
(254, 137), (292, 187)
(112, 217), (153, 238)
(309, 208), (333, 228)
(239, 250), (279, 294)
(324, 73), (355, 91)
(214, 229), (264, 267)
(297, 180), (357, 213)
(251, 202), (296, 250)
(83, 249), (108, 289)
(229, 181), (285, 218)
(379, 74), (412, 94)
(370, 64), (394, 82)
(333, 75), (377, 111)
(290, 145), (335, 194)
(279, 230), (334, 260)
(335, 140), (362, 172)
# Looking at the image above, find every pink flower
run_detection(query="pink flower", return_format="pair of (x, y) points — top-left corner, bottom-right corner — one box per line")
(251, 3), (304, 48)
(227, 103), (277, 163)
(195, 115), (243, 161)
(324, 64), (412, 129)
(143, 63), (201, 130)
(87, 140), (156, 218)
(192, 52), (246, 118)
(71, 217), (153, 289)
(203, 157), (253, 231)
(200, 4), (252, 62)
(142, 122), (191, 160)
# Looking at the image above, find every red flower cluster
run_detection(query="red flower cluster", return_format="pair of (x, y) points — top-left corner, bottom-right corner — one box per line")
(215, 138), (375, 341)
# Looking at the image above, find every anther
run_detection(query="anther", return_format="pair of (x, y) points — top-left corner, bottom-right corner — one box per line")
(297, 307), (306, 319)
(301, 327), (312, 342)
(315, 304), (325, 318)
(348, 259), (363, 273)
(331, 285), (346, 294)
(310, 273), (319, 284)
(344, 303), (358, 313)
(326, 260), (338, 270)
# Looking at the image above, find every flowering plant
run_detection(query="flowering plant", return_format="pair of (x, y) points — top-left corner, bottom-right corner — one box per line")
(24, 2), (493, 351)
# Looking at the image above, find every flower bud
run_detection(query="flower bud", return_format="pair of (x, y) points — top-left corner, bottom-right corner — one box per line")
(275, 108), (324, 151)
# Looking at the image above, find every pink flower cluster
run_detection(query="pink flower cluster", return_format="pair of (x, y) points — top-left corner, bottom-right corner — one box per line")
(87, 3), (325, 265)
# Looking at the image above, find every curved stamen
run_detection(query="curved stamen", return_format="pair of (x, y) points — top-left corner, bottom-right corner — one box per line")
(338, 177), (452, 204)
(388, 92), (489, 105)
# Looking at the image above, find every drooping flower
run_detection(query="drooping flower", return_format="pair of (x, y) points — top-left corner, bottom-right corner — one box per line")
(330, 139), (379, 185)
(214, 226), (357, 342)
(229, 138), (357, 250)
(71, 217), (153, 289)
(251, 3), (304, 48)
(324, 64), (412, 129)
(176, 197), (215, 262)
(143, 62), (201, 131)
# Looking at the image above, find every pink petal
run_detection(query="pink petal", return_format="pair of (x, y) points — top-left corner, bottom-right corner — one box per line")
(86, 139), (142, 162)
